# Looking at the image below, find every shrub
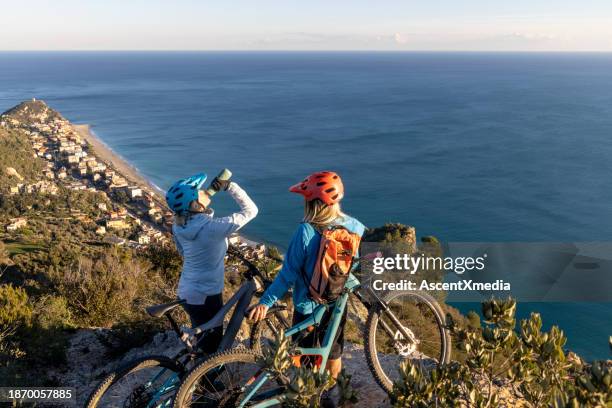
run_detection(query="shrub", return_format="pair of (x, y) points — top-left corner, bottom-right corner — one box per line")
(12, 295), (73, 367)
(0, 284), (32, 327)
(48, 248), (165, 327)
(0, 285), (31, 368)
(0, 288), (71, 369)
(255, 257), (282, 281)
(141, 243), (182, 284)
(258, 329), (357, 407)
(553, 360), (612, 407)
(391, 298), (612, 407)
(508, 312), (571, 403)
(267, 245), (283, 262)
(393, 361), (464, 407)
(33, 295), (73, 330)
(0, 241), (8, 264)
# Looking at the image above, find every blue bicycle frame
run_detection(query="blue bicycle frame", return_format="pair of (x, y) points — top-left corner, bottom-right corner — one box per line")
(238, 273), (361, 408)
(144, 370), (181, 408)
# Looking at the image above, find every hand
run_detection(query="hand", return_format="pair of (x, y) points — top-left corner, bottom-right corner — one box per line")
(211, 177), (231, 192)
(248, 304), (269, 322)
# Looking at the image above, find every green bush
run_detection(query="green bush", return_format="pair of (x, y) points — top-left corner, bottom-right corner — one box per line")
(0, 284), (32, 327)
(141, 243), (182, 284)
(48, 249), (166, 327)
(0, 284), (30, 366)
(391, 298), (612, 407)
(0, 241), (8, 264)
(267, 245), (283, 262)
(258, 329), (334, 407)
(258, 329), (359, 407)
(10, 295), (73, 367)
(0, 287), (71, 370)
(33, 295), (73, 330)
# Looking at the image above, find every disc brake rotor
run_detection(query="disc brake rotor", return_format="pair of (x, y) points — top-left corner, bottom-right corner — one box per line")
(124, 385), (152, 408)
(393, 325), (419, 357)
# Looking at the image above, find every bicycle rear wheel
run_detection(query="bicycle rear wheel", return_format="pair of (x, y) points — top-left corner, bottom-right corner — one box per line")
(85, 355), (184, 408)
(364, 290), (451, 394)
(172, 348), (284, 407)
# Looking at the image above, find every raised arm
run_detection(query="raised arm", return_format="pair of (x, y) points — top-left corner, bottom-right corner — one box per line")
(210, 182), (258, 236)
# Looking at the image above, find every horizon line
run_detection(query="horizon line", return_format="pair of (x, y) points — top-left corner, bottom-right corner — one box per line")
(2, 49), (612, 54)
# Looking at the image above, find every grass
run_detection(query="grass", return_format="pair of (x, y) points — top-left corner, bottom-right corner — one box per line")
(4, 241), (45, 255)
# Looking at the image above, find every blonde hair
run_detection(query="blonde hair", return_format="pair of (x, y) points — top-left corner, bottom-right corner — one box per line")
(174, 201), (205, 227)
(303, 199), (345, 229)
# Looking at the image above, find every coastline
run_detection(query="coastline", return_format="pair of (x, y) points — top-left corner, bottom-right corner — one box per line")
(71, 122), (271, 249)
(72, 124), (164, 198)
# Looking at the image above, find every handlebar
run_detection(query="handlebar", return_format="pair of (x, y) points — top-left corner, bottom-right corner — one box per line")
(227, 245), (272, 284)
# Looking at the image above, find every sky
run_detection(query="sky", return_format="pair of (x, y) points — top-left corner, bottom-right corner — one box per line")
(1, 0), (612, 51)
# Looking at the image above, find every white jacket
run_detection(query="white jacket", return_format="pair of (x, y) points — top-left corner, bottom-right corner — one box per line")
(173, 182), (258, 304)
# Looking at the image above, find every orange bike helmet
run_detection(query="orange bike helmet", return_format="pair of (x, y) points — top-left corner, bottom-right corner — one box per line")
(289, 171), (344, 205)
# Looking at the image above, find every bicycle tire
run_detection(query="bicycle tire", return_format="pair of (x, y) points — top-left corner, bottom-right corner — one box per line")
(85, 355), (185, 408)
(172, 347), (283, 408)
(364, 290), (451, 394)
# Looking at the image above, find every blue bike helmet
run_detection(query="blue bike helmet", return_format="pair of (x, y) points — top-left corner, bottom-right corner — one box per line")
(165, 173), (207, 214)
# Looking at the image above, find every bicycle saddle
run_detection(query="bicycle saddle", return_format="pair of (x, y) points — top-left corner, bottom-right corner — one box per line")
(146, 299), (186, 318)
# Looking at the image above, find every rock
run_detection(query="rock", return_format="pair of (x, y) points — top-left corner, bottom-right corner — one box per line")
(5, 167), (24, 180)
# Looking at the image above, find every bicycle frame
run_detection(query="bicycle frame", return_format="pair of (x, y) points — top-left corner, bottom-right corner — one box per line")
(140, 274), (264, 407)
(238, 274), (360, 408)
(188, 279), (260, 350)
(146, 371), (180, 408)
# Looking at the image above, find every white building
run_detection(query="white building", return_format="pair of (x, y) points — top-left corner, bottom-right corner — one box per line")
(137, 233), (151, 245)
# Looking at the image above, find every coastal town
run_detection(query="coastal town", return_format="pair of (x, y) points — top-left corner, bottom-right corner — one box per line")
(0, 99), (266, 258)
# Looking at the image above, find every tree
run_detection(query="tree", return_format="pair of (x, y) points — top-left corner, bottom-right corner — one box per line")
(0, 241), (8, 264)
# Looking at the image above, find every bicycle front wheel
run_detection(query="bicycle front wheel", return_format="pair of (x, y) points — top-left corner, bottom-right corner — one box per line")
(85, 355), (184, 408)
(364, 290), (451, 394)
(173, 348), (284, 408)
(249, 309), (291, 353)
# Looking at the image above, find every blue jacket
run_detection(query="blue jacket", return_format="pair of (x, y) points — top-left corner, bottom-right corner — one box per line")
(259, 215), (366, 314)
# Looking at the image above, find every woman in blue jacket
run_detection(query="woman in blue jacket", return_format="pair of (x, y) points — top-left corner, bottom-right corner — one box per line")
(249, 171), (365, 406)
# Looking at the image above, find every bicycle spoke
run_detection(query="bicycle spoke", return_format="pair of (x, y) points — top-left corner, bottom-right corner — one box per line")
(95, 365), (177, 408)
(183, 359), (279, 407)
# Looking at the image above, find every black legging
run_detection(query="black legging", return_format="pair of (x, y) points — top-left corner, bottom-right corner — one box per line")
(183, 293), (223, 354)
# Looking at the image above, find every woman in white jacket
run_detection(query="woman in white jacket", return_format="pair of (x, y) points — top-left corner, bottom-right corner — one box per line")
(166, 172), (258, 354)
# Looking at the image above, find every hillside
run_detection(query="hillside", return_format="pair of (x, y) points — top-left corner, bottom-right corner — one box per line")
(0, 100), (279, 392)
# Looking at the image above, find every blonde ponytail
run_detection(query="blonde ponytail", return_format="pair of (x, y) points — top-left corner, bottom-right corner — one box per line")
(303, 199), (344, 230)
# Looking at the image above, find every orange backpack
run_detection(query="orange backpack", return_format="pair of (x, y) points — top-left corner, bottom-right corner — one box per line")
(307, 225), (361, 303)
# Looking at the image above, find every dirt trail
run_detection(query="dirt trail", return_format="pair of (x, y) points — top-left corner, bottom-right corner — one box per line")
(50, 329), (391, 407)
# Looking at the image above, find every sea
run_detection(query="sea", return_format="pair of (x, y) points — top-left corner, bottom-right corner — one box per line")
(0, 51), (610, 360)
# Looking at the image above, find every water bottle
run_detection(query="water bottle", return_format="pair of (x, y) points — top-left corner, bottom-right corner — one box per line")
(205, 168), (232, 196)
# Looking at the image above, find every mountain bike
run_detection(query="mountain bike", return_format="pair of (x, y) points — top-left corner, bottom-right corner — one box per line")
(85, 247), (290, 408)
(172, 264), (452, 407)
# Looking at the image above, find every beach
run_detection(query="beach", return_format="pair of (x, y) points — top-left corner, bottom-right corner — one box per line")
(72, 122), (265, 248)
(72, 124), (164, 199)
